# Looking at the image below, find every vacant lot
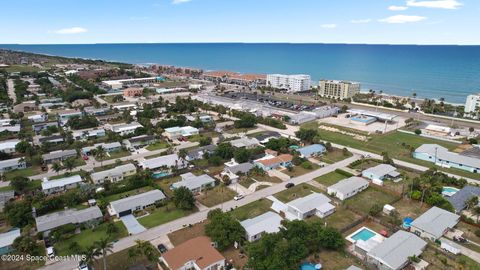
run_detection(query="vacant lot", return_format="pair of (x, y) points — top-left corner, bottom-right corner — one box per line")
(324, 208), (363, 231)
(92, 244), (160, 270)
(231, 199), (273, 221)
(391, 198), (430, 219)
(283, 163), (320, 177)
(196, 185), (237, 207)
(344, 187), (400, 215)
(318, 148), (353, 164)
(138, 202), (197, 228)
(315, 171), (349, 187)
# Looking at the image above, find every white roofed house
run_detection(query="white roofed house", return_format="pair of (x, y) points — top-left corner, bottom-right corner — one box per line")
(122, 135), (157, 150)
(81, 142), (122, 155)
(138, 153), (186, 173)
(171, 173), (216, 194)
(90, 163), (137, 184)
(410, 206), (460, 241)
(0, 229), (21, 255)
(413, 144), (480, 174)
(362, 164), (401, 186)
(327, 176), (369, 201)
(240, 212), (283, 242)
(0, 140), (20, 154)
(35, 206), (103, 236)
(41, 149), (77, 164)
(57, 109), (83, 126)
(105, 122), (143, 136)
(163, 126), (199, 140)
(229, 137), (260, 149)
(41, 175), (83, 195)
(285, 192), (335, 220)
(108, 189), (166, 218)
(0, 158), (27, 173)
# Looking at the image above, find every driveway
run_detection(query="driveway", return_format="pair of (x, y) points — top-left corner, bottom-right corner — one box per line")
(120, 215), (146, 235)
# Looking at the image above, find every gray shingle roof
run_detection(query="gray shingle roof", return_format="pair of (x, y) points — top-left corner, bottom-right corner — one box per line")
(328, 176), (369, 195)
(110, 189), (166, 214)
(35, 206), (103, 232)
(172, 174), (216, 191)
(90, 163), (136, 183)
(287, 192), (332, 213)
(240, 211), (283, 237)
(362, 164), (398, 178)
(446, 186), (480, 212)
(368, 231), (426, 270)
(415, 144), (480, 169)
(411, 206), (459, 239)
(42, 149), (77, 161)
(227, 162), (254, 174)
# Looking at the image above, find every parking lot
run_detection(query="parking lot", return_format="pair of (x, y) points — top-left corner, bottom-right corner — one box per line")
(222, 92), (321, 112)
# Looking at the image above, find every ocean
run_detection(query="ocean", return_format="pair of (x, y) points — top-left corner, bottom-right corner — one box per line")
(1, 43), (479, 104)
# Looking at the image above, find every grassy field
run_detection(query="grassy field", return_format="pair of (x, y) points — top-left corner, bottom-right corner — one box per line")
(274, 183), (323, 203)
(55, 221), (128, 256)
(344, 187), (400, 215)
(319, 148), (353, 164)
(145, 141), (169, 151)
(196, 185), (237, 207)
(315, 171), (349, 186)
(391, 198), (430, 219)
(231, 199), (273, 221)
(283, 163), (320, 177)
(137, 202), (197, 228)
(97, 150), (130, 161)
(421, 245), (480, 270)
(4, 166), (42, 179)
(155, 176), (181, 197)
(239, 177), (256, 188)
(168, 221), (207, 246)
(323, 208), (363, 230)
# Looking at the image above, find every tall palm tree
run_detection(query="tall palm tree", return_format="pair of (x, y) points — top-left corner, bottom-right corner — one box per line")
(133, 240), (158, 262)
(94, 145), (106, 166)
(95, 238), (113, 270)
(81, 245), (100, 268)
(52, 162), (62, 175)
(63, 157), (76, 172)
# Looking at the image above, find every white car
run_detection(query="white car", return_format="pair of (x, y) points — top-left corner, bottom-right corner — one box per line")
(46, 246), (55, 259)
(234, 195), (244, 201)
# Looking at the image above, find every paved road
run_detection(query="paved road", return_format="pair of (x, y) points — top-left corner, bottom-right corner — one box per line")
(29, 141), (198, 180)
(7, 79), (16, 103)
(40, 155), (360, 270)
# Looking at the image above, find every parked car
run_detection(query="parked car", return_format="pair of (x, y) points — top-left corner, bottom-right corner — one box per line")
(157, 244), (168, 253)
(285, 183), (295, 188)
(234, 194), (244, 201)
(46, 246), (55, 259)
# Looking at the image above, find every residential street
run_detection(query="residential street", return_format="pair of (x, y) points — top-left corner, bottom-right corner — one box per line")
(7, 79), (16, 103)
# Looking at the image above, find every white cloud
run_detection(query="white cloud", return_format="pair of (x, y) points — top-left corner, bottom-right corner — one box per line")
(52, 27), (87, 34)
(406, 0), (462, 9)
(350, 19), (372, 24)
(379, 15), (427, 24)
(321, 24), (337, 29)
(388, 5), (409, 11)
(172, 0), (192, 4)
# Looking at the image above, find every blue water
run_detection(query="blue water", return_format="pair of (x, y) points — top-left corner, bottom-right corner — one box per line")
(152, 171), (170, 179)
(351, 228), (376, 241)
(300, 262), (320, 270)
(443, 187), (460, 193)
(1, 43), (480, 103)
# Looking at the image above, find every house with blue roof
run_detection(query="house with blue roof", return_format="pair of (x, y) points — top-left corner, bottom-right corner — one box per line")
(297, 144), (326, 158)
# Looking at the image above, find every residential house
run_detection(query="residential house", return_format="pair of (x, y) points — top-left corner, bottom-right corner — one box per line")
(0, 158), (27, 173)
(221, 162), (254, 183)
(240, 212), (283, 242)
(254, 154), (293, 171)
(90, 163), (137, 184)
(0, 119), (20, 133)
(362, 164), (401, 186)
(42, 149), (77, 164)
(57, 109), (83, 126)
(0, 190), (14, 212)
(446, 186), (480, 213)
(284, 192), (335, 220)
(230, 137), (260, 149)
(32, 122), (58, 134)
(410, 206), (460, 241)
(28, 113), (48, 123)
(82, 142), (122, 155)
(84, 106), (110, 116)
(112, 102), (138, 111)
(164, 126), (199, 140)
(413, 144), (480, 173)
(0, 229), (21, 255)
(367, 231), (427, 270)
(0, 140), (20, 154)
(106, 122), (143, 136)
(35, 206), (103, 235)
(327, 176), (369, 201)
(138, 154), (186, 171)
(38, 134), (64, 145)
(41, 175), (83, 195)
(161, 236), (225, 270)
(123, 135), (157, 150)
(186, 145), (217, 161)
(72, 128), (106, 140)
(254, 131), (281, 144)
(297, 144), (326, 158)
(108, 189), (166, 218)
(171, 173), (216, 194)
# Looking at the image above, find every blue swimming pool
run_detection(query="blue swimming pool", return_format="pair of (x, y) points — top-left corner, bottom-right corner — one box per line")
(152, 171), (171, 179)
(351, 228), (376, 241)
(351, 116), (376, 123)
(300, 262), (322, 270)
(442, 186), (460, 197)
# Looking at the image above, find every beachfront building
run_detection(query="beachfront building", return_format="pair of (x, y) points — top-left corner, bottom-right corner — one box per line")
(267, 74), (311, 92)
(254, 154), (293, 171)
(327, 176), (369, 201)
(297, 144), (326, 158)
(102, 77), (163, 90)
(465, 93), (480, 118)
(411, 206), (459, 241)
(319, 80), (361, 100)
(163, 126), (199, 140)
(0, 140), (20, 154)
(361, 164), (401, 186)
(286, 192), (335, 220)
(0, 158), (27, 173)
(35, 206), (103, 235)
(41, 175), (83, 195)
(161, 236), (226, 270)
(240, 212), (283, 242)
(0, 229), (21, 255)
(367, 230), (427, 270)
(90, 163), (137, 184)
(108, 189), (166, 218)
(42, 149), (77, 164)
(171, 173), (216, 194)
(105, 122), (143, 136)
(413, 144), (480, 174)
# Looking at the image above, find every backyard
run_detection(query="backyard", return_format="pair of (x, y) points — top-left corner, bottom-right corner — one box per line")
(323, 207), (363, 231)
(92, 243), (160, 270)
(97, 149), (131, 161)
(344, 187), (400, 215)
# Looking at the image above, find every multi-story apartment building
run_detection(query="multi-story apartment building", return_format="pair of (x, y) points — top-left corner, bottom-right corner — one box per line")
(267, 74), (311, 92)
(465, 93), (480, 118)
(319, 80), (360, 100)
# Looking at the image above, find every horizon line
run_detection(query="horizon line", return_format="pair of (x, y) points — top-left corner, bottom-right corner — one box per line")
(1, 42), (479, 46)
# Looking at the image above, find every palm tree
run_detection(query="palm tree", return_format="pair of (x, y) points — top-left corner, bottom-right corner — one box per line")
(474, 206), (480, 223)
(81, 245), (100, 268)
(63, 157), (76, 173)
(133, 240), (159, 263)
(466, 196), (479, 210)
(52, 162), (62, 175)
(94, 145), (106, 166)
(95, 238), (113, 270)
(178, 148), (188, 160)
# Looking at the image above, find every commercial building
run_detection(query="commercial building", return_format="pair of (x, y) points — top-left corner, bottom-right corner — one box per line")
(0, 140), (20, 154)
(90, 163), (137, 184)
(254, 154), (293, 171)
(41, 175), (83, 195)
(123, 87), (144, 97)
(413, 144), (480, 174)
(297, 144), (326, 158)
(0, 229), (21, 255)
(267, 74), (311, 92)
(240, 212), (283, 242)
(102, 77), (163, 90)
(411, 206), (459, 241)
(367, 231), (427, 270)
(327, 176), (369, 201)
(362, 164), (400, 186)
(108, 189), (166, 218)
(35, 206), (103, 235)
(112, 102), (137, 111)
(106, 122), (143, 136)
(161, 236), (225, 270)
(319, 80), (361, 100)
(465, 93), (480, 118)
(171, 173), (216, 194)
(163, 126), (199, 140)
(42, 149), (77, 164)
(0, 158), (27, 173)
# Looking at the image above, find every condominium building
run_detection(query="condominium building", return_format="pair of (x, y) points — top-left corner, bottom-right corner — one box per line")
(465, 93), (480, 118)
(319, 80), (360, 100)
(266, 74), (311, 92)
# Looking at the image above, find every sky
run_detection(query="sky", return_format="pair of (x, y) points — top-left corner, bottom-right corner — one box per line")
(0, 0), (479, 45)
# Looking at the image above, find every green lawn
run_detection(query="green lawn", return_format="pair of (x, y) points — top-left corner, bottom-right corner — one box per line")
(283, 163), (320, 177)
(323, 208), (363, 230)
(0, 185), (13, 192)
(4, 166), (42, 179)
(231, 199), (273, 221)
(97, 150), (131, 161)
(239, 177), (256, 188)
(274, 183), (323, 203)
(155, 176), (181, 197)
(92, 244), (160, 270)
(138, 202), (197, 228)
(54, 221), (128, 256)
(319, 148), (353, 164)
(145, 141), (169, 151)
(315, 171), (349, 186)
(344, 187), (400, 215)
(102, 186), (154, 203)
(196, 185), (237, 207)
